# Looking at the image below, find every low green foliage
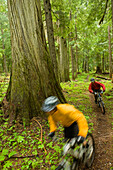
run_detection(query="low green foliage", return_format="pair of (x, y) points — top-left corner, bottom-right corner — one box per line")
(0, 74), (10, 103)
(0, 73), (113, 169)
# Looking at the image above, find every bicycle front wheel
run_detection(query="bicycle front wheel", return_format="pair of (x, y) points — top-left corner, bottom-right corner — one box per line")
(55, 165), (64, 170)
(84, 133), (95, 168)
(71, 158), (79, 170)
(99, 101), (105, 114)
(55, 159), (71, 170)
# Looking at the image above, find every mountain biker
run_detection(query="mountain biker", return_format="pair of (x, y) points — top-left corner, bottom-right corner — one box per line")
(42, 96), (88, 145)
(89, 78), (105, 103)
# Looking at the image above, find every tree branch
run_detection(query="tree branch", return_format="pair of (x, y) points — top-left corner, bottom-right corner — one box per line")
(99, 0), (109, 25)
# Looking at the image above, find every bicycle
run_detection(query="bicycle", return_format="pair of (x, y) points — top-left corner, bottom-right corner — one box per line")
(94, 91), (105, 114)
(55, 133), (95, 170)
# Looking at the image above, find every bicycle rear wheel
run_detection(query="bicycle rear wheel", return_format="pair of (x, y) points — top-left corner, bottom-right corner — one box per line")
(99, 101), (105, 114)
(83, 133), (95, 168)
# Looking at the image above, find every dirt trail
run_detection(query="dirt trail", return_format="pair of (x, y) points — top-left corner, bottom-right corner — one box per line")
(89, 93), (113, 170)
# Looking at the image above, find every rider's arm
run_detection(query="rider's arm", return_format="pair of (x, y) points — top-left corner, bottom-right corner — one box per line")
(48, 115), (57, 133)
(100, 83), (105, 92)
(89, 83), (93, 93)
(97, 82), (105, 92)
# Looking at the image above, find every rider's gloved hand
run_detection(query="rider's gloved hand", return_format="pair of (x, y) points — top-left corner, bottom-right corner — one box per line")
(77, 136), (85, 145)
(48, 131), (55, 138)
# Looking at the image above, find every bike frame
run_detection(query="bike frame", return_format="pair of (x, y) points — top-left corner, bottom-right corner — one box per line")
(55, 133), (95, 170)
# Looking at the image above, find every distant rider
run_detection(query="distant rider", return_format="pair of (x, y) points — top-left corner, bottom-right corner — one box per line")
(89, 78), (105, 103)
(42, 96), (88, 144)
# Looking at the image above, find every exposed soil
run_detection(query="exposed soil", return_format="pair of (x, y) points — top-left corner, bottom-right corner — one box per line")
(88, 93), (113, 170)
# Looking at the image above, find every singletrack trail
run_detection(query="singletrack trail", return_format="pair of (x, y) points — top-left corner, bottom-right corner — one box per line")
(89, 93), (113, 170)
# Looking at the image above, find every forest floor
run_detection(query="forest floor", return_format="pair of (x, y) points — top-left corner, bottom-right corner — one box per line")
(59, 86), (113, 170)
(88, 92), (113, 170)
(0, 73), (113, 170)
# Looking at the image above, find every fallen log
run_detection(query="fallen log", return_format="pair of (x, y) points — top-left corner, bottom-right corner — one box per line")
(96, 76), (111, 80)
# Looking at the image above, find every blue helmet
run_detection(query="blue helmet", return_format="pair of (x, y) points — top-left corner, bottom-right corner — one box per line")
(42, 96), (59, 112)
(90, 78), (95, 82)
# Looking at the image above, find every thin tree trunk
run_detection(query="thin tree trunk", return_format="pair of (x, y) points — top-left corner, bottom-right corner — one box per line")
(110, 0), (113, 80)
(71, 46), (75, 80)
(1, 24), (8, 73)
(96, 54), (102, 73)
(43, 0), (58, 79)
(69, 10), (75, 80)
(82, 58), (85, 72)
(75, 18), (78, 78)
(64, 39), (70, 81)
(108, 25), (112, 78)
(59, 36), (65, 82)
(66, 37), (70, 81)
(102, 52), (105, 73)
(111, 0), (113, 37)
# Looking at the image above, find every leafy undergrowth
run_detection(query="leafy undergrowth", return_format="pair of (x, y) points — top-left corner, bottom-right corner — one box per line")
(0, 72), (113, 169)
(0, 115), (65, 170)
(0, 73), (10, 104)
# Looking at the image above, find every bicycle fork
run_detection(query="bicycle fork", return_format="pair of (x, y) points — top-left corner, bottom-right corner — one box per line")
(68, 145), (86, 159)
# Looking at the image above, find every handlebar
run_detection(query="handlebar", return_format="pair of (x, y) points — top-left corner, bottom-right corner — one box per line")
(55, 165), (64, 170)
(94, 91), (103, 95)
(63, 137), (77, 155)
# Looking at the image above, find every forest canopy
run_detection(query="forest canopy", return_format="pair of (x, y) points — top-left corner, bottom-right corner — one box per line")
(0, 0), (113, 123)
(0, 0), (113, 76)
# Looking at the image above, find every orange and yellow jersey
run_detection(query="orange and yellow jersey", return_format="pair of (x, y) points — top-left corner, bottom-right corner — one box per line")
(48, 104), (88, 138)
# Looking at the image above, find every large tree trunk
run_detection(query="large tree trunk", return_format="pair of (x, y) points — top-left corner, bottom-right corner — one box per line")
(58, 9), (70, 82)
(43, 0), (58, 79)
(7, 0), (66, 125)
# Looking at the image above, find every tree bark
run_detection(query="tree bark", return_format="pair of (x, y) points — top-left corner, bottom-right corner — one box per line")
(59, 36), (65, 82)
(108, 25), (113, 78)
(102, 52), (105, 73)
(96, 54), (102, 73)
(69, 10), (75, 80)
(75, 14), (78, 78)
(111, 0), (113, 37)
(59, 22), (69, 82)
(7, 0), (66, 125)
(1, 24), (8, 73)
(71, 46), (75, 80)
(110, 0), (113, 79)
(43, 0), (58, 79)
(64, 39), (70, 82)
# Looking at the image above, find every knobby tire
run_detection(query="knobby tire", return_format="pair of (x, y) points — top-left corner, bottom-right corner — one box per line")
(84, 133), (95, 168)
(71, 159), (79, 170)
(55, 133), (95, 170)
(55, 165), (64, 170)
(99, 101), (105, 114)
